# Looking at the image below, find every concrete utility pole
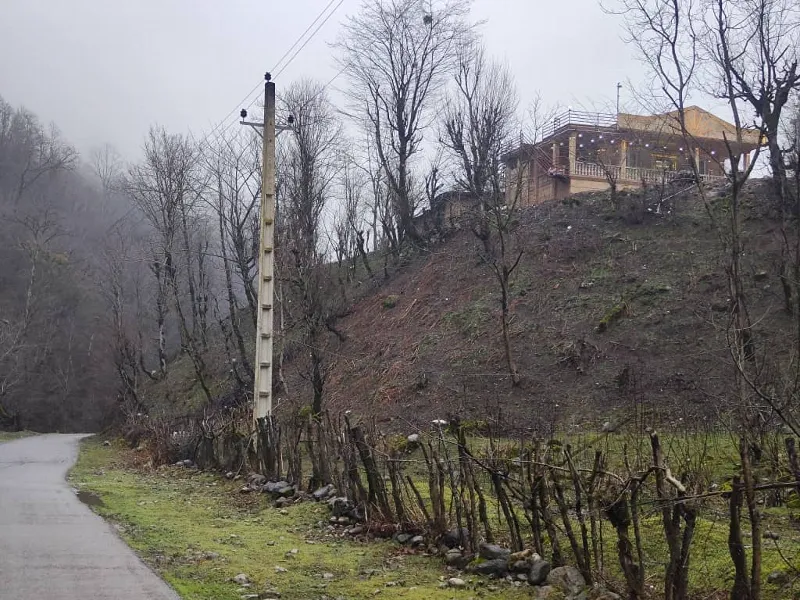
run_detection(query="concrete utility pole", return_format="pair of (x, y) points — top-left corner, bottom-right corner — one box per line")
(253, 73), (276, 422)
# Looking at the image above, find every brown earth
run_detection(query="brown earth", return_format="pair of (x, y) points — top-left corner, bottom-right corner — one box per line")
(273, 178), (791, 434)
(150, 179), (792, 436)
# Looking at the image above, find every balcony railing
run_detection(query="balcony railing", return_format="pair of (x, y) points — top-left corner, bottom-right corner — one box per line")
(541, 110), (618, 140)
(571, 161), (727, 184)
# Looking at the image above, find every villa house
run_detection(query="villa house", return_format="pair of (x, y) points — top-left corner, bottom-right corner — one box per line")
(502, 106), (764, 206)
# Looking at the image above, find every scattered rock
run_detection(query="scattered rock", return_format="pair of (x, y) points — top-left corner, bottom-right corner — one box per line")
(410, 535), (424, 547)
(249, 474), (267, 486)
(471, 558), (508, 577)
(102, 440), (111, 447)
(239, 486), (253, 494)
(274, 566), (288, 573)
(276, 485), (295, 497)
(546, 566), (586, 596)
(588, 585), (622, 599)
(511, 560), (530, 573)
(322, 572), (335, 580)
(407, 433), (420, 444)
(601, 421), (616, 433)
(232, 573), (250, 585)
(528, 558), (551, 585)
(447, 577), (466, 588)
(440, 527), (469, 549)
(767, 570), (789, 585)
(533, 585), (562, 599)
(347, 525), (364, 535)
(516, 573), (528, 582)
(203, 551), (220, 560)
(224, 471), (235, 480)
(312, 484), (335, 501)
(263, 480), (290, 494)
(274, 497), (292, 508)
(478, 542), (511, 560)
(328, 497), (352, 517)
(509, 549), (533, 562)
(395, 533), (413, 544)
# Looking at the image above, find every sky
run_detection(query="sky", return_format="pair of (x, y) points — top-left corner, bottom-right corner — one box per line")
(0, 0), (648, 161)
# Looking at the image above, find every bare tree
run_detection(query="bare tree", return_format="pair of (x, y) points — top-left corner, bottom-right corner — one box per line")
(279, 80), (342, 417)
(126, 127), (212, 402)
(441, 41), (522, 385)
(336, 0), (474, 244)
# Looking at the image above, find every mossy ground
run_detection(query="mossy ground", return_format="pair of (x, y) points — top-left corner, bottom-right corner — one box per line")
(0, 430), (37, 443)
(68, 438), (532, 600)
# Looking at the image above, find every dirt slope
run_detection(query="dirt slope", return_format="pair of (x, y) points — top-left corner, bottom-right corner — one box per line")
(279, 179), (789, 434)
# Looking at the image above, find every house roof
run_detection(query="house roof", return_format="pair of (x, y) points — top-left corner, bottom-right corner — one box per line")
(502, 105), (764, 164)
(618, 106), (763, 147)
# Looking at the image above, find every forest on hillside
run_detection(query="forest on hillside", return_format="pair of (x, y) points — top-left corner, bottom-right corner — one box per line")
(1, 0), (799, 448)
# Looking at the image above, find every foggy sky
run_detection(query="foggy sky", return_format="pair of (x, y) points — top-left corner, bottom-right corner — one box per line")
(0, 0), (648, 161)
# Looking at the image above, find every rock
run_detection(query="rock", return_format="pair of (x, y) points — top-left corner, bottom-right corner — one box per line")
(517, 573), (528, 582)
(440, 527), (469, 549)
(546, 566), (586, 596)
(336, 516), (350, 525)
(511, 560), (530, 573)
(322, 572), (335, 580)
(447, 577), (466, 588)
(528, 558), (551, 585)
(232, 573), (250, 585)
(263, 480), (290, 494)
(328, 497), (352, 517)
(347, 525), (364, 535)
(204, 551), (220, 560)
(410, 535), (424, 547)
(312, 484), (335, 501)
(276, 485), (295, 497)
(395, 533), (413, 544)
(763, 530), (780, 540)
(444, 549), (471, 569)
(533, 585), (562, 599)
(587, 586), (622, 600)
(601, 421), (616, 433)
(274, 566), (288, 573)
(407, 433), (420, 444)
(249, 474), (267, 486)
(274, 496), (291, 508)
(478, 542), (511, 560)
(239, 486), (253, 494)
(767, 570), (789, 585)
(102, 440), (111, 447)
(509, 549), (534, 562)
(224, 471), (235, 480)
(182, 459), (194, 467)
(471, 558), (508, 577)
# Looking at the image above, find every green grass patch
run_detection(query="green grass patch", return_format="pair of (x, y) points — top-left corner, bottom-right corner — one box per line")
(0, 430), (37, 443)
(68, 439), (531, 600)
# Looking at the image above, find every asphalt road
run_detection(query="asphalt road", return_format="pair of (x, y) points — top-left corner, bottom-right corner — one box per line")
(0, 434), (179, 600)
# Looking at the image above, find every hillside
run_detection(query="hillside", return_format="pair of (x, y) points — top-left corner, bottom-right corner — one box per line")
(148, 179), (790, 434)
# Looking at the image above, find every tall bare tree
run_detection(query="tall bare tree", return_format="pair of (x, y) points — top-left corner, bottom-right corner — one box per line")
(336, 0), (474, 244)
(441, 41), (522, 385)
(126, 127), (213, 403)
(279, 80), (342, 416)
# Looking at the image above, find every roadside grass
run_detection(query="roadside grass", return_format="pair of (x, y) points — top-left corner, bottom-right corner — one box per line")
(0, 430), (37, 443)
(68, 438), (531, 600)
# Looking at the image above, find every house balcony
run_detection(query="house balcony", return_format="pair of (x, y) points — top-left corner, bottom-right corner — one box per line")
(570, 160), (727, 185)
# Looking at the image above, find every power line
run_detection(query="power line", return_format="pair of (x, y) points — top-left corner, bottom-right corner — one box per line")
(271, 0), (339, 75)
(274, 0), (345, 79)
(197, 0), (346, 154)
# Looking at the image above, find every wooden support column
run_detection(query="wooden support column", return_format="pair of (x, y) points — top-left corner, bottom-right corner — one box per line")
(568, 133), (577, 175)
